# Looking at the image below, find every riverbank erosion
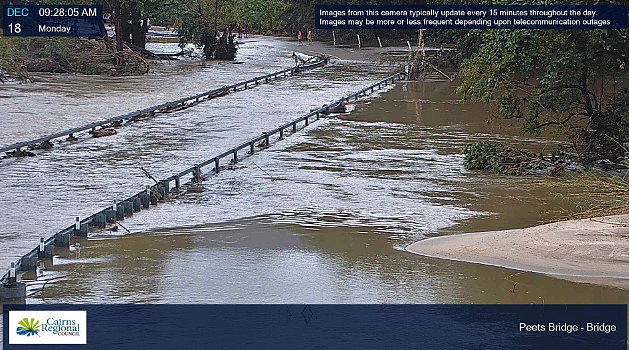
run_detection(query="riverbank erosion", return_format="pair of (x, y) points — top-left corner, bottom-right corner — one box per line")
(406, 214), (629, 289)
(0, 37), (152, 79)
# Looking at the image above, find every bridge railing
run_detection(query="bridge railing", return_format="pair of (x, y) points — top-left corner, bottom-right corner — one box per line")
(0, 60), (326, 155)
(0, 71), (406, 287)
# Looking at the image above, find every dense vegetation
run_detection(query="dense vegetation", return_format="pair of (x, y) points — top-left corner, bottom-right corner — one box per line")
(281, 0), (629, 168)
(1, 0), (628, 169)
(155, 0), (289, 59)
(0, 0), (290, 79)
(457, 0), (629, 168)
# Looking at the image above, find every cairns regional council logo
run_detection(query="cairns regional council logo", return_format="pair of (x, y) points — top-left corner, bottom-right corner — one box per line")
(16, 317), (41, 336)
(9, 310), (87, 345)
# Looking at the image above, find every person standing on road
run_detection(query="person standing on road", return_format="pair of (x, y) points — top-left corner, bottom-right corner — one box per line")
(298, 31), (303, 45)
(307, 30), (312, 45)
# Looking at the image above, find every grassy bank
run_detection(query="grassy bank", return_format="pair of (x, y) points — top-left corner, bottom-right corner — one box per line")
(537, 172), (629, 220)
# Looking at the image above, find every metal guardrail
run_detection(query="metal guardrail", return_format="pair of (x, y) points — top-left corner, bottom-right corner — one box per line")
(0, 60), (326, 155)
(0, 71), (406, 287)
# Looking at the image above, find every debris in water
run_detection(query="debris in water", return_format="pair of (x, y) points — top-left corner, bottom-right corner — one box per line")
(256, 132), (269, 148)
(6, 149), (36, 157)
(326, 104), (347, 114)
(92, 128), (117, 138)
(30, 140), (53, 150)
(187, 185), (204, 193)
(462, 141), (562, 176)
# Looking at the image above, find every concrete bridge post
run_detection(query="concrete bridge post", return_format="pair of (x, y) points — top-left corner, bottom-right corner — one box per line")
(21, 253), (36, 271)
(123, 201), (133, 217)
(54, 232), (70, 247)
(73, 217), (88, 236)
(0, 263), (26, 300)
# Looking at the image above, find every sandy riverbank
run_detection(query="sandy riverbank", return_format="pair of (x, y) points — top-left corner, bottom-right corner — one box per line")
(406, 214), (629, 289)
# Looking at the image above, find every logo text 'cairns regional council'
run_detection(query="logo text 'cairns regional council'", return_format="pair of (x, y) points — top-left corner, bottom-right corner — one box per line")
(9, 310), (87, 345)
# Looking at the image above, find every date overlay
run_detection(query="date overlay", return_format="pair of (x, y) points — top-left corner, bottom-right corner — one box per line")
(3, 5), (103, 37)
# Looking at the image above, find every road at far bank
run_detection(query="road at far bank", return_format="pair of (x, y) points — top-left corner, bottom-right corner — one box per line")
(406, 214), (629, 289)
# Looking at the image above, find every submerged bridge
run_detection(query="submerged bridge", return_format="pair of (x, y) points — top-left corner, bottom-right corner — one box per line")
(0, 61), (407, 299)
(0, 59), (326, 158)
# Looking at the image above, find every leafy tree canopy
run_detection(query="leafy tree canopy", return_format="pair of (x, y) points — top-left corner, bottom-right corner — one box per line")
(457, 0), (629, 164)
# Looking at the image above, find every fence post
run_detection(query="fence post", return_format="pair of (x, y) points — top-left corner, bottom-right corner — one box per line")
(157, 187), (166, 201)
(94, 213), (106, 227)
(38, 238), (45, 258)
(73, 217), (88, 237)
(160, 180), (169, 196)
(8, 262), (16, 283)
(124, 201), (134, 216)
(0, 262), (26, 299)
(193, 164), (202, 182)
(142, 186), (150, 209)
(150, 187), (158, 205)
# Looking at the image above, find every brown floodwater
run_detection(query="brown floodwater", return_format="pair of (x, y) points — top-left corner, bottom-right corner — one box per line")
(1, 37), (627, 341)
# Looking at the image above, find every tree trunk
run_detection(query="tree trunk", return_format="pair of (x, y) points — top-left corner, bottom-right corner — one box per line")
(113, 0), (124, 52)
(130, 2), (142, 48)
(102, 20), (120, 66)
(120, 8), (131, 44)
(408, 29), (425, 80)
(113, 0), (125, 65)
(140, 18), (149, 50)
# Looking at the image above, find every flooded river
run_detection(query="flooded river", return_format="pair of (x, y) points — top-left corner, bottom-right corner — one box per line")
(0, 36), (627, 340)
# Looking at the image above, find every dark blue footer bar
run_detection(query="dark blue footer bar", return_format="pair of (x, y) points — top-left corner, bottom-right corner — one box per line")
(3, 304), (627, 349)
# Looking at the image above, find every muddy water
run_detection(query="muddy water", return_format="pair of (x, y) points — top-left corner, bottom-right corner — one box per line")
(0, 37), (393, 269)
(1, 38), (628, 341)
(0, 37), (298, 145)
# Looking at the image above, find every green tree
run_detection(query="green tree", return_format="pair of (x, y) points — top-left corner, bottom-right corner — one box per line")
(175, 0), (288, 59)
(176, 0), (238, 59)
(235, 0), (290, 32)
(457, 1), (629, 165)
(103, 0), (159, 51)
